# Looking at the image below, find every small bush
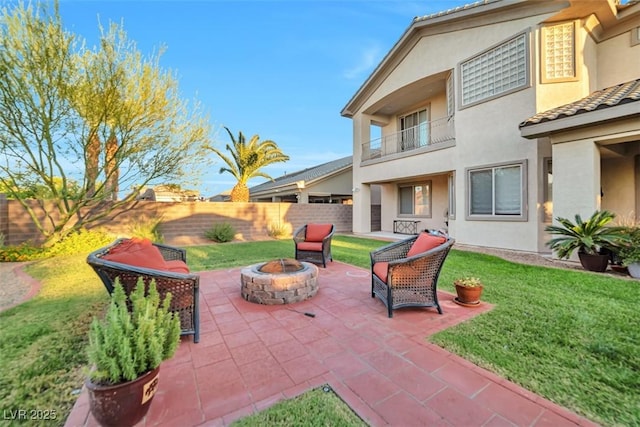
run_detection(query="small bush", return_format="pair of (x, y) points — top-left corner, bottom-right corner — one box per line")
(128, 217), (164, 242)
(0, 242), (45, 262)
(45, 229), (115, 258)
(267, 222), (288, 239)
(204, 222), (235, 243)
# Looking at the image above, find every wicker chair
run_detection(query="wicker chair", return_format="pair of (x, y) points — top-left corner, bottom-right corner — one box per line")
(87, 239), (200, 343)
(370, 231), (454, 317)
(293, 223), (335, 267)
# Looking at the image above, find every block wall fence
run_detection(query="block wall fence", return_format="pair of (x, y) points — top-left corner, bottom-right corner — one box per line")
(0, 196), (353, 246)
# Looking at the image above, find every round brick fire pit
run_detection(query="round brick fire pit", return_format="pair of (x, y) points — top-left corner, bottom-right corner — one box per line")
(240, 259), (319, 305)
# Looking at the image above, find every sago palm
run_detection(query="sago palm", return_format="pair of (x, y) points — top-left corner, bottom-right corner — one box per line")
(209, 127), (289, 202)
(545, 210), (628, 258)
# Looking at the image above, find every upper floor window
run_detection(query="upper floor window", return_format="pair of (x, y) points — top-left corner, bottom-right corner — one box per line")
(399, 108), (429, 151)
(460, 32), (529, 107)
(467, 161), (527, 220)
(541, 22), (576, 82)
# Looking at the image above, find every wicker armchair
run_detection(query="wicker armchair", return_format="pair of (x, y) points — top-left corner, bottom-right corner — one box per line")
(370, 231), (454, 317)
(293, 223), (335, 267)
(87, 238), (200, 343)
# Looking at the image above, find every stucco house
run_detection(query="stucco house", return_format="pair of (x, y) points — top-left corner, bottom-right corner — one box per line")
(249, 155), (355, 203)
(342, 0), (640, 253)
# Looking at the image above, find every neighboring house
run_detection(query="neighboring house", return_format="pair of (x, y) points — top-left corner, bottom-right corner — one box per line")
(138, 185), (200, 202)
(249, 155), (355, 203)
(341, 0), (640, 253)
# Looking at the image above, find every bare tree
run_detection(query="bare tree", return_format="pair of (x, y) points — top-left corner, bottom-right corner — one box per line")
(0, 2), (211, 244)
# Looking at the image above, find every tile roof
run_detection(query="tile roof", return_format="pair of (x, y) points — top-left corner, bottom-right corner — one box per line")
(519, 79), (640, 128)
(249, 155), (352, 194)
(413, 0), (502, 22)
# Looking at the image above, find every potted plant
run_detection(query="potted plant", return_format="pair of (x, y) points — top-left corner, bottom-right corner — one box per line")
(545, 210), (628, 272)
(618, 227), (640, 278)
(86, 277), (181, 427)
(454, 277), (484, 306)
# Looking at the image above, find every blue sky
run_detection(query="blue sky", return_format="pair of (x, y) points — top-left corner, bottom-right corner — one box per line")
(58, 0), (469, 197)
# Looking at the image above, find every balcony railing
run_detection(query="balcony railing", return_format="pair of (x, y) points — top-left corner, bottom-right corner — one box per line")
(362, 115), (455, 161)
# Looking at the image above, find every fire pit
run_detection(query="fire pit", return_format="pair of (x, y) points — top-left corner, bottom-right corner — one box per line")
(240, 258), (318, 305)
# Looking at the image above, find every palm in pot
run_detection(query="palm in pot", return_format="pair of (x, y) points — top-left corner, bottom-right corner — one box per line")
(545, 210), (628, 272)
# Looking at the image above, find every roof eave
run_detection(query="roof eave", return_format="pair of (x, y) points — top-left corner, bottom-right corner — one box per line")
(519, 102), (640, 139)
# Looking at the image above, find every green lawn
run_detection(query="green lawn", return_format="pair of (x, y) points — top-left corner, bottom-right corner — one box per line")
(0, 235), (638, 426)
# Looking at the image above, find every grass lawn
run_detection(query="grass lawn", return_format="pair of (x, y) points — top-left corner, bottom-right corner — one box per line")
(230, 385), (367, 427)
(0, 235), (638, 426)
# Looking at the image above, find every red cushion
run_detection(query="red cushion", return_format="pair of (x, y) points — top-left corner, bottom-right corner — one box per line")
(106, 237), (152, 254)
(372, 261), (389, 283)
(103, 239), (167, 270)
(305, 224), (332, 242)
(297, 241), (323, 252)
(406, 233), (446, 258)
(165, 260), (190, 274)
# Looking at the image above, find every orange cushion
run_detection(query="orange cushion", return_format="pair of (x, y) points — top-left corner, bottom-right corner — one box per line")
(165, 260), (190, 274)
(373, 261), (389, 283)
(406, 232), (446, 258)
(305, 224), (332, 242)
(103, 239), (167, 270)
(297, 241), (323, 252)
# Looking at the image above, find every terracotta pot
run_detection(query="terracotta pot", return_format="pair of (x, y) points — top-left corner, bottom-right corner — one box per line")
(578, 252), (609, 272)
(455, 284), (483, 304)
(86, 366), (160, 427)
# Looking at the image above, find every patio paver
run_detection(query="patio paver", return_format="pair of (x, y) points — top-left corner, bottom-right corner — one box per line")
(64, 262), (598, 427)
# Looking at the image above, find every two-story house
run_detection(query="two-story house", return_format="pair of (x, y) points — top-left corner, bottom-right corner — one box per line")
(342, 0), (640, 253)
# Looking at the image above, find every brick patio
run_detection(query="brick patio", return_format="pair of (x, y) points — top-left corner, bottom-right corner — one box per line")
(64, 261), (597, 426)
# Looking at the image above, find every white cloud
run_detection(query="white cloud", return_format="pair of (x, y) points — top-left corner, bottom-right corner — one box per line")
(343, 45), (381, 80)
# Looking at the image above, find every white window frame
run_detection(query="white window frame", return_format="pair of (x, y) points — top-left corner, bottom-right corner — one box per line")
(448, 172), (456, 220)
(632, 27), (640, 47)
(447, 71), (455, 118)
(399, 181), (432, 217)
(466, 160), (527, 221)
(459, 32), (530, 108)
(541, 21), (577, 83)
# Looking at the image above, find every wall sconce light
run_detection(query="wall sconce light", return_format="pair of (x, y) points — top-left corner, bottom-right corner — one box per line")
(352, 187), (360, 193)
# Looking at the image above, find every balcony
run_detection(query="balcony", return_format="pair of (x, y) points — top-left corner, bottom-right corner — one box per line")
(362, 116), (455, 161)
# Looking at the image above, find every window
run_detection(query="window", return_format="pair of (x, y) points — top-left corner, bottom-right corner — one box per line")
(399, 108), (429, 151)
(399, 182), (431, 216)
(467, 162), (526, 219)
(460, 33), (529, 106)
(541, 22), (576, 82)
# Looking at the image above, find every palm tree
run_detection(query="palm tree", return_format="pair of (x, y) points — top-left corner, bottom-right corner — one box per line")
(209, 127), (289, 202)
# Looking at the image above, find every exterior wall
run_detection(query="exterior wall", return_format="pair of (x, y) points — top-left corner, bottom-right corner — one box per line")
(2, 199), (352, 247)
(601, 156), (636, 217)
(304, 172), (352, 199)
(597, 29), (640, 88)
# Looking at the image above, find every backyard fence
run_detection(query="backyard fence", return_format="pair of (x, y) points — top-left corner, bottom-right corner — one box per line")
(0, 195), (353, 246)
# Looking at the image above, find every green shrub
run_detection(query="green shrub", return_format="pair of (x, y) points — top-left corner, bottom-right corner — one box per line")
(87, 278), (181, 384)
(0, 242), (45, 262)
(128, 217), (164, 242)
(267, 221), (288, 239)
(45, 229), (115, 258)
(204, 222), (236, 243)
